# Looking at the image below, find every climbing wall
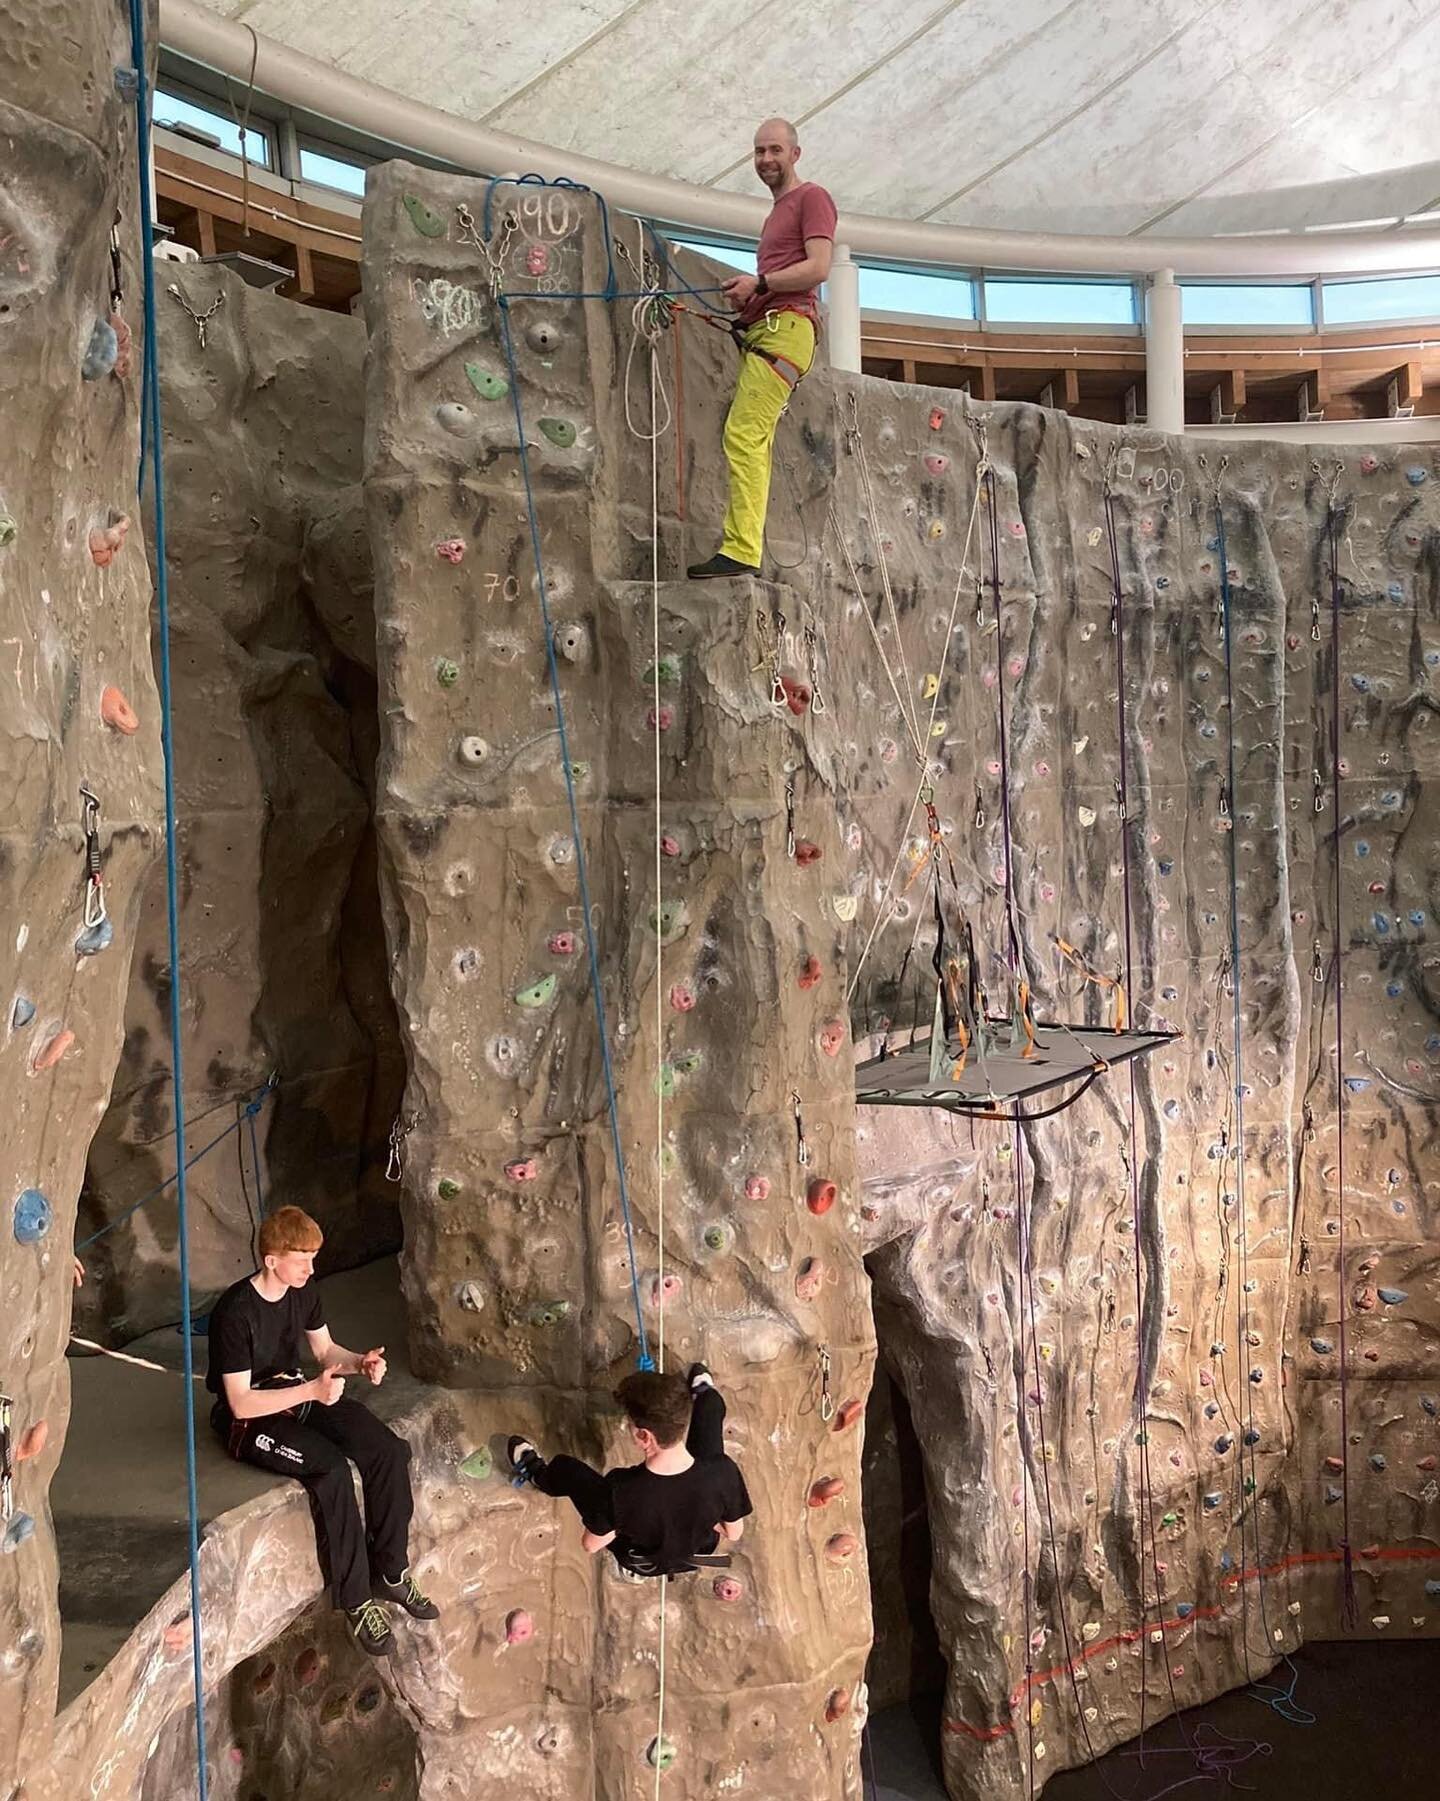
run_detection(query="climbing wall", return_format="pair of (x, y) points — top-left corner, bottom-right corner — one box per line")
(361, 165), (874, 1797)
(0, 0), (162, 1784)
(76, 264), (405, 1343)
(817, 389), (1440, 1796)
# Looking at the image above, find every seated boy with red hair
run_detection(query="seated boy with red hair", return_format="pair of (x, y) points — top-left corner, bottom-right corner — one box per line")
(206, 1205), (438, 1655)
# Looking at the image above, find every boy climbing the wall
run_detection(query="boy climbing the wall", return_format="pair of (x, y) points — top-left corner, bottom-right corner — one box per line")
(206, 1205), (439, 1655)
(687, 117), (836, 580)
(508, 1364), (751, 1577)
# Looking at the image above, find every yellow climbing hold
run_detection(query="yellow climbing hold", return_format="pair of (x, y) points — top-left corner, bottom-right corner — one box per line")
(922, 673), (940, 700)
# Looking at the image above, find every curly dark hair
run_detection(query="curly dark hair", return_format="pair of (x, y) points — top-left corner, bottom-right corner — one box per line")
(614, 1370), (692, 1446)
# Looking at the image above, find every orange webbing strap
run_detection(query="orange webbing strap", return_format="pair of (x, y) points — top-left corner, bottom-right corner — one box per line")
(1055, 938), (1127, 1032)
(1016, 979), (1038, 1060)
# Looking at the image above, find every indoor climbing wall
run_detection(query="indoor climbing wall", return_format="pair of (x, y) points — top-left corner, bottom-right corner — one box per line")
(76, 264), (405, 1344)
(806, 383), (1440, 1796)
(361, 165), (874, 1796)
(0, 0), (161, 1785)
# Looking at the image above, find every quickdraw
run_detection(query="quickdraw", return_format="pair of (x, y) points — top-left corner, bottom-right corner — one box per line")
(80, 785), (107, 928)
(0, 1393), (13, 1523)
(386, 1112), (416, 1183)
(791, 1088), (810, 1167)
(817, 1344), (834, 1424)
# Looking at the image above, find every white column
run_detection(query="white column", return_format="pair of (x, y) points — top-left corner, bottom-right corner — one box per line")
(1144, 267), (1185, 434)
(827, 241), (862, 374)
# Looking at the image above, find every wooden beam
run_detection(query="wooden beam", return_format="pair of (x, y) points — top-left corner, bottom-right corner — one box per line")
(976, 363), (996, 402)
(195, 208), (217, 259)
(291, 240), (315, 301)
(1383, 360), (1424, 414)
(901, 357), (916, 385)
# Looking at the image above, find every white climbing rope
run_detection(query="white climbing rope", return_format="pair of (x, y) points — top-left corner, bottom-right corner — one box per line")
(846, 394), (926, 760)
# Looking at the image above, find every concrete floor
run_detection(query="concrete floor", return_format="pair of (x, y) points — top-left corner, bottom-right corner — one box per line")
(54, 1257), (415, 1706)
(865, 1637), (1440, 1799)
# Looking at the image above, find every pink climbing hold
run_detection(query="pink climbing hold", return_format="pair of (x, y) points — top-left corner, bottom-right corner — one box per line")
(436, 538), (466, 563)
(32, 1029), (74, 1073)
(818, 1018), (845, 1057)
(526, 243), (549, 277)
(648, 704), (674, 732)
(794, 1256), (826, 1301)
(794, 839), (822, 866)
(505, 1158), (539, 1183)
(659, 833), (680, 857)
(547, 931), (576, 955)
(808, 1475), (845, 1507)
(668, 983), (696, 1013)
(88, 513), (130, 567)
(825, 1687), (851, 1724)
(806, 1177), (837, 1216)
(100, 685), (138, 734)
(649, 1272), (682, 1306)
(833, 1397), (863, 1433)
(798, 954), (823, 990)
(779, 675), (811, 715)
(928, 407), (945, 431)
(16, 1420), (48, 1462)
(743, 1174), (771, 1202)
(110, 313), (133, 379)
(924, 453), (949, 476)
(825, 1532), (860, 1564)
(505, 1609), (535, 1645)
(713, 1575), (743, 1603)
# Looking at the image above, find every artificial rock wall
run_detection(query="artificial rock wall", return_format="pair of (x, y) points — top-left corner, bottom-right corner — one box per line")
(361, 165), (875, 1796)
(76, 264), (404, 1342)
(0, 0), (161, 1787)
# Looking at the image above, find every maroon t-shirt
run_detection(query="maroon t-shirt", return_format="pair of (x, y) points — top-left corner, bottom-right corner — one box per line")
(735, 181), (838, 328)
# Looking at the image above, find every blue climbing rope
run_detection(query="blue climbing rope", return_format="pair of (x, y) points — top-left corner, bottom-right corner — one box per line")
(76, 1082), (271, 1250)
(483, 174), (619, 300)
(494, 276), (653, 1371)
(126, 4), (209, 1794)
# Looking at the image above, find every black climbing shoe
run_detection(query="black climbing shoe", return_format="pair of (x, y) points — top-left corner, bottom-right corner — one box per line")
(686, 1362), (714, 1393)
(373, 1569), (440, 1621)
(508, 1434), (542, 1482)
(687, 553), (759, 580)
(346, 1600), (394, 1657)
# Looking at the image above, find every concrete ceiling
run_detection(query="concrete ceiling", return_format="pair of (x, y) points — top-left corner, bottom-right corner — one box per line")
(200, 0), (1440, 238)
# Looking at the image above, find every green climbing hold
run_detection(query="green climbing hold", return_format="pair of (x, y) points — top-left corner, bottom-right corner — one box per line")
(537, 418), (577, 449)
(646, 1736), (677, 1773)
(437, 657), (460, 687)
(402, 193), (447, 238)
(570, 760), (590, 781)
(1134, 1431), (1148, 1446)
(702, 1223), (730, 1252)
(459, 1447), (494, 1481)
(673, 1050), (703, 1076)
(464, 362), (509, 402)
(650, 899), (688, 940)
(659, 1144), (679, 1176)
(655, 1063), (676, 1100)
(437, 1178), (461, 1201)
(0, 515), (17, 548)
(529, 1300), (571, 1327)
(1161, 1511), (1178, 1527)
(516, 975), (557, 1009)
(645, 656), (682, 689)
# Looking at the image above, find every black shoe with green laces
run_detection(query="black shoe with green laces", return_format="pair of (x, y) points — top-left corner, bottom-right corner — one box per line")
(347, 1599), (394, 1656)
(373, 1569), (440, 1621)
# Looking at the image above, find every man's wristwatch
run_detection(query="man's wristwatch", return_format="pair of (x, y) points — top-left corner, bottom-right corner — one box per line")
(755, 274), (769, 297)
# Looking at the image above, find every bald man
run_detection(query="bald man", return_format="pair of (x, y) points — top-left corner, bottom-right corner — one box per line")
(688, 118), (836, 580)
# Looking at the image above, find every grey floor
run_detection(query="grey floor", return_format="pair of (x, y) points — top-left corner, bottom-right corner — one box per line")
(865, 1638), (1440, 1800)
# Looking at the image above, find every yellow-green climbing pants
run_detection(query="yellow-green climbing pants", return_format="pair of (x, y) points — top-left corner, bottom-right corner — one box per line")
(719, 312), (817, 569)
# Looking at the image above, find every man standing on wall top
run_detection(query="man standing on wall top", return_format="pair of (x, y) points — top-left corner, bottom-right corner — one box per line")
(687, 118), (836, 580)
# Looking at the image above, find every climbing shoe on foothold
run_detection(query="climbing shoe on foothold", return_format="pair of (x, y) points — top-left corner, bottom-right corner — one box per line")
(373, 1569), (441, 1621)
(686, 1362), (714, 1393)
(346, 1600), (394, 1657)
(508, 1435), (543, 1483)
(687, 552), (759, 580)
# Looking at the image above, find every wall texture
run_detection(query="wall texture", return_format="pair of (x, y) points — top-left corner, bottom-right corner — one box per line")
(75, 263), (404, 1343)
(0, 0), (162, 1786)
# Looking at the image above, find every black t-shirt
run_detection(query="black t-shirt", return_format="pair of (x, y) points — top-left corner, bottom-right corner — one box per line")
(600, 1455), (753, 1576)
(206, 1276), (324, 1415)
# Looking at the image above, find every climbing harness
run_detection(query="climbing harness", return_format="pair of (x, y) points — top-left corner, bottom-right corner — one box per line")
(166, 282), (225, 350)
(80, 784), (107, 929)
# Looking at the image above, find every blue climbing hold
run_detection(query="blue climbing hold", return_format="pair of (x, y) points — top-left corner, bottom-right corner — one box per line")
(1204, 1402), (1220, 1420)
(1158, 859), (1174, 877)
(1325, 1485), (1342, 1504)
(1356, 841), (1370, 858)
(1351, 674), (1371, 693)
(1387, 582), (1406, 603)
(1404, 465), (1427, 486)
(1344, 1076), (1371, 1094)
(1372, 914), (1390, 937)
(1377, 1287), (1408, 1306)
(1311, 1338), (1334, 1355)
(1426, 1579), (1440, 1598)
(75, 918), (114, 957)
(1386, 982), (1403, 999)
(1219, 1550), (1234, 1573)
(1243, 1428), (1261, 1446)
(81, 318), (118, 381)
(1215, 1434), (1234, 1454)
(10, 995), (35, 1030)
(1, 1513), (36, 1555)
(1203, 1492), (1223, 1511)
(1409, 910), (1426, 928)
(1420, 1397), (1437, 1417)
(1370, 1453), (1388, 1472)
(1175, 1602), (1194, 1619)
(13, 1188), (52, 1245)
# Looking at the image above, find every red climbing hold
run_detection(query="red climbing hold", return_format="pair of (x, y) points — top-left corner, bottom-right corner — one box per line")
(928, 407), (945, 431)
(798, 954), (823, 990)
(659, 833), (680, 857)
(1418, 1456), (1437, 1472)
(713, 1576), (743, 1603)
(505, 1158), (539, 1183)
(100, 685), (138, 733)
(743, 1174), (771, 1202)
(806, 1177), (838, 1216)
(794, 840), (822, 866)
(505, 1609), (534, 1645)
(16, 1420), (48, 1462)
(825, 1687), (852, 1724)
(31, 1029), (74, 1073)
(111, 313), (133, 380)
(668, 983), (696, 1013)
(833, 1398), (863, 1433)
(794, 1256), (826, 1300)
(808, 1475), (845, 1507)
(818, 1019), (845, 1057)
(825, 1532), (860, 1563)
(779, 675), (811, 716)
(526, 243), (549, 277)
(547, 932), (576, 955)
(436, 538), (466, 563)
(648, 704), (674, 732)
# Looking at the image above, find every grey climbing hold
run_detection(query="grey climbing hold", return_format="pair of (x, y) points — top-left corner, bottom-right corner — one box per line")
(1370, 1453), (1388, 1471)
(458, 735), (489, 765)
(457, 1282), (485, 1313)
(75, 918), (114, 957)
(528, 1301), (570, 1327)
(10, 996), (35, 1031)
(1377, 1286), (1408, 1305)
(435, 402), (478, 437)
(459, 1447), (493, 1481)
(1, 1513), (36, 1555)
(402, 193), (447, 238)
(464, 362), (508, 402)
(554, 621), (589, 662)
(650, 899), (688, 940)
(526, 320), (561, 354)
(82, 318), (119, 380)
(0, 514), (17, 548)
(1214, 1434), (1233, 1454)
(1310, 1337), (1334, 1355)
(537, 418), (577, 449)
(13, 1188), (52, 1245)
(1421, 1397), (1437, 1417)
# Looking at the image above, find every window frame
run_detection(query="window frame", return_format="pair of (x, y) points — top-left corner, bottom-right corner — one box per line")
(979, 272), (1141, 332)
(153, 75), (279, 171)
(1177, 276), (1318, 334)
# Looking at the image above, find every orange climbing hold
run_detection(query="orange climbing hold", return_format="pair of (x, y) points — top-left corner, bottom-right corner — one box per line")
(806, 1177), (837, 1216)
(808, 1475), (845, 1507)
(825, 1532), (860, 1563)
(825, 1687), (851, 1723)
(798, 954), (823, 990)
(88, 513), (130, 568)
(110, 313), (132, 379)
(100, 685), (138, 733)
(32, 1029), (74, 1072)
(16, 1420), (48, 1462)
(833, 1397), (864, 1432)
(794, 839), (822, 866)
